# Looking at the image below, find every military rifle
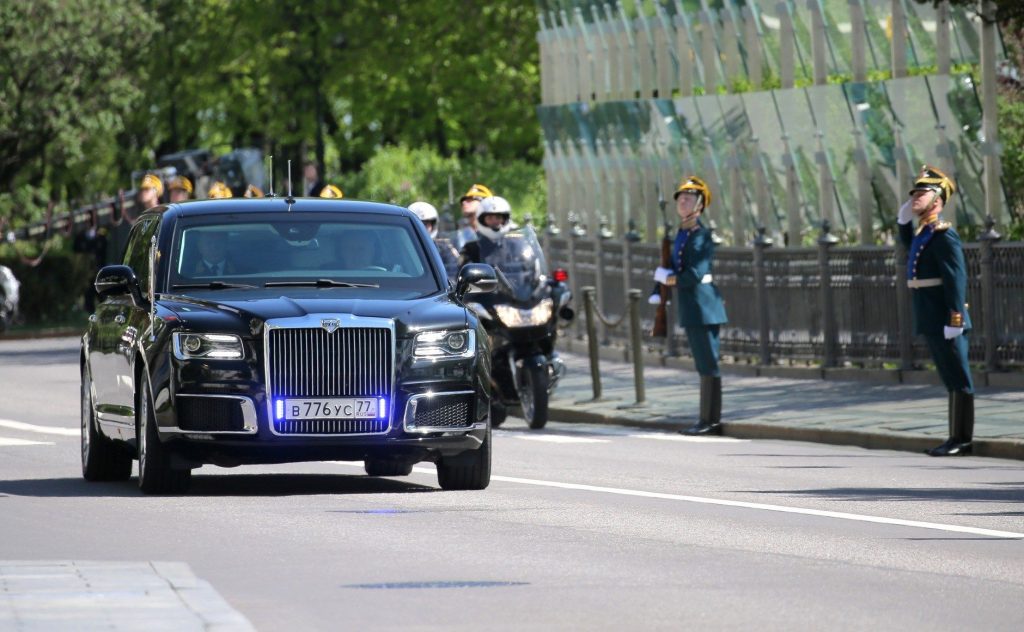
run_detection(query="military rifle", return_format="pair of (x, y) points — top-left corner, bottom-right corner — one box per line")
(651, 184), (674, 337)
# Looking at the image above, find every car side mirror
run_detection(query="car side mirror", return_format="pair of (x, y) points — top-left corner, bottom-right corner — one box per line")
(455, 263), (497, 298)
(95, 265), (145, 305)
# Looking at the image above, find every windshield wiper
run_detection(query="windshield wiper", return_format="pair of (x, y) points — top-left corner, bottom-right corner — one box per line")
(264, 279), (379, 289)
(172, 282), (257, 290)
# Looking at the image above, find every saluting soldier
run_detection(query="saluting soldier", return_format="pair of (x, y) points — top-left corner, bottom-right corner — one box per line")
(652, 176), (728, 435)
(138, 173), (164, 210)
(207, 181), (233, 199)
(456, 183), (494, 249)
(167, 175), (193, 203)
(898, 165), (974, 456)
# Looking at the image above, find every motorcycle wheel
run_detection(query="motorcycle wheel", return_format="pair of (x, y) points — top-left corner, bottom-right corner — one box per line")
(518, 363), (549, 430)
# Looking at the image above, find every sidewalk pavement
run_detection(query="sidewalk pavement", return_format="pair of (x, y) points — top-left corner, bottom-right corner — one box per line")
(548, 351), (1024, 460)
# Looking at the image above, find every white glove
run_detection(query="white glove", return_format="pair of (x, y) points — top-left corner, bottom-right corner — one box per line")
(943, 326), (964, 340)
(648, 293), (662, 306)
(653, 266), (674, 284)
(898, 200), (913, 225)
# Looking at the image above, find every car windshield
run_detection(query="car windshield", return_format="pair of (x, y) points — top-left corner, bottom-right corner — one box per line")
(168, 213), (439, 295)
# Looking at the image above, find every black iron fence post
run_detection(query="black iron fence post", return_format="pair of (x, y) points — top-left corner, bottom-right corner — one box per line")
(895, 235), (914, 370)
(753, 226), (773, 366)
(623, 219), (641, 311)
(624, 288), (647, 406)
(580, 286), (602, 401)
(818, 220), (839, 368)
(979, 216), (1001, 372)
(568, 213), (585, 338)
(596, 216), (613, 344)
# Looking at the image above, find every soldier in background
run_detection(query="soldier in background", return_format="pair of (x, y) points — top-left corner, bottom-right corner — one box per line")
(319, 184), (343, 199)
(652, 176), (728, 436)
(244, 184), (265, 198)
(168, 175), (193, 203)
(207, 181), (233, 199)
(456, 183), (493, 249)
(897, 166), (974, 457)
(138, 173), (163, 210)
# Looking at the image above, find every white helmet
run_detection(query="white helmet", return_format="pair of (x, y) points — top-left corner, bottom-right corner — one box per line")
(476, 196), (512, 241)
(409, 201), (439, 238)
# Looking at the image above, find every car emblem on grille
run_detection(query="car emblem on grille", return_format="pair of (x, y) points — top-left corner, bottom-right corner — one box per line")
(321, 319), (341, 334)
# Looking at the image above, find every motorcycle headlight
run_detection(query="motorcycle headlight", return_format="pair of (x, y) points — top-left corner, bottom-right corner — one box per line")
(413, 329), (476, 359)
(173, 332), (244, 360)
(494, 298), (554, 328)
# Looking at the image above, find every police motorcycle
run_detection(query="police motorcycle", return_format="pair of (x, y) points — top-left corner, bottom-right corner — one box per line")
(463, 221), (573, 429)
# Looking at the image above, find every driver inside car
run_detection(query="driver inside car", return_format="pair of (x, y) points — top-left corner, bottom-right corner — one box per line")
(323, 230), (385, 271)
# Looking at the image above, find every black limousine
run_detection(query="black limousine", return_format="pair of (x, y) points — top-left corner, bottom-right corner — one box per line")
(81, 197), (497, 493)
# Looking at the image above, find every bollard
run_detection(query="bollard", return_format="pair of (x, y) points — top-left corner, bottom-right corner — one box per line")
(894, 235), (914, 370)
(618, 289), (648, 408)
(979, 216), (1001, 372)
(818, 219), (839, 368)
(579, 286), (603, 402)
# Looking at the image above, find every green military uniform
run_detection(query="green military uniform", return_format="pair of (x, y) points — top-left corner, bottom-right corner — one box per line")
(898, 165), (974, 456)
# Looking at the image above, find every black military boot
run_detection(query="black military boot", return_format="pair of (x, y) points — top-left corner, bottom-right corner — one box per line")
(680, 376), (722, 435)
(926, 391), (973, 456)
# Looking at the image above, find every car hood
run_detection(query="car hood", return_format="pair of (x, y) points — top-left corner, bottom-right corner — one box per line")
(159, 290), (467, 337)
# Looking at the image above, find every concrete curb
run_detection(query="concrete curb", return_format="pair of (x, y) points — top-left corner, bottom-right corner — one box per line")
(548, 404), (1024, 461)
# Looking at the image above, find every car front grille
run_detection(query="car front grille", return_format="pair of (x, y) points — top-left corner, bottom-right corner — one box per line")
(267, 325), (393, 435)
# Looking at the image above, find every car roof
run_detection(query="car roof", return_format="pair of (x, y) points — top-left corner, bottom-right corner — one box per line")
(142, 198), (415, 221)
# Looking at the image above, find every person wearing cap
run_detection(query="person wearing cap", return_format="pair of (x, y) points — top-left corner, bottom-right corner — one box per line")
(244, 184), (265, 198)
(410, 201), (460, 280)
(898, 165), (974, 456)
(138, 173), (164, 210)
(459, 195), (512, 266)
(456, 183), (494, 249)
(207, 181), (233, 199)
(168, 175), (193, 203)
(652, 176), (728, 435)
(319, 184), (343, 199)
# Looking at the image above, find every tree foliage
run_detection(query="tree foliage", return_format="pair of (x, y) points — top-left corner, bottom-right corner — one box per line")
(1, 0), (541, 226)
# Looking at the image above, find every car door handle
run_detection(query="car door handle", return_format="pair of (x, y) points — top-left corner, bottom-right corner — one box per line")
(114, 314), (126, 324)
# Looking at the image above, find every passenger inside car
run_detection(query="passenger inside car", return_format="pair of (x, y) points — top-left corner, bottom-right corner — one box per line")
(192, 231), (236, 276)
(322, 230), (386, 271)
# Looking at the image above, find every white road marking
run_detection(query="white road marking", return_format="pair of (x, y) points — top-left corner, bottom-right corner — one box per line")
(356, 462), (1023, 540)
(0, 419), (78, 437)
(0, 437), (55, 447)
(511, 435), (609, 444)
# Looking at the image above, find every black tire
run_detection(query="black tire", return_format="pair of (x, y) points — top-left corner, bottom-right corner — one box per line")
(490, 401), (507, 428)
(81, 365), (132, 482)
(436, 428), (491, 491)
(519, 364), (550, 430)
(364, 459), (414, 476)
(137, 379), (191, 494)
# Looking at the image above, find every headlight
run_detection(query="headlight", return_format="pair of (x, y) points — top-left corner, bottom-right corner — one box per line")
(413, 329), (476, 360)
(173, 332), (244, 360)
(494, 298), (553, 328)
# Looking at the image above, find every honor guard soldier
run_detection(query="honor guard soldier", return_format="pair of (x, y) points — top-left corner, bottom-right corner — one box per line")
(138, 173), (164, 210)
(456, 183), (494, 248)
(410, 201), (460, 280)
(898, 166), (974, 456)
(652, 176), (728, 435)
(319, 184), (343, 199)
(167, 175), (193, 203)
(244, 184), (265, 198)
(207, 181), (233, 199)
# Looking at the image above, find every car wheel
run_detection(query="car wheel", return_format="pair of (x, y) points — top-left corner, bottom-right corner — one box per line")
(364, 459), (414, 476)
(436, 428), (491, 491)
(81, 364), (132, 482)
(137, 378), (191, 494)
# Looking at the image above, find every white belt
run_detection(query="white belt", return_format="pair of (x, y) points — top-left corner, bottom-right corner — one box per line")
(701, 274), (713, 284)
(907, 278), (942, 288)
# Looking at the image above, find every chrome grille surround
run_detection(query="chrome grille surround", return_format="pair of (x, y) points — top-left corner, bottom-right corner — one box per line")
(402, 390), (482, 434)
(263, 314), (396, 436)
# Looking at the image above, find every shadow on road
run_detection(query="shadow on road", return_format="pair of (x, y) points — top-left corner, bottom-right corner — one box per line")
(743, 484), (1024, 505)
(0, 347), (79, 366)
(0, 473), (438, 498)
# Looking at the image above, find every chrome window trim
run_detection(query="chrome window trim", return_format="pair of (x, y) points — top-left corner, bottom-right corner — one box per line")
(263, 314), (396, 437)
(165, 394), (258, 434)
(402, 389), (478, 434)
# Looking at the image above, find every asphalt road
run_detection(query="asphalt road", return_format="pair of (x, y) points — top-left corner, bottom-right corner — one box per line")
(1, 337), (1023, 631)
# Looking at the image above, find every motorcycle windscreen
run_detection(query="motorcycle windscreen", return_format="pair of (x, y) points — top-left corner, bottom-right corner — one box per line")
(477, 226), (549, 304)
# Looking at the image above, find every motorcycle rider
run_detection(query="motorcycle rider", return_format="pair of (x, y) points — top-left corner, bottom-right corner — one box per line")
(410, 201), (460, 280)
(456, 183), (494, 249)
(460, 195), (512, 265)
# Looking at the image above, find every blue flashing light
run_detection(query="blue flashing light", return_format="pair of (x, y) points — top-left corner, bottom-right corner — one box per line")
(275, 399), (284, 420)
(378, 397), (387, 418)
